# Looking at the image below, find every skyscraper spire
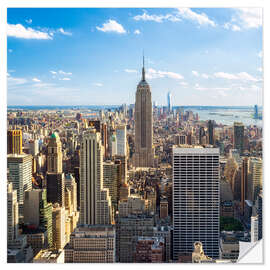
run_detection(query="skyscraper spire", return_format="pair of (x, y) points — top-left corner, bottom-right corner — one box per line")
(142, 51), (145, 81)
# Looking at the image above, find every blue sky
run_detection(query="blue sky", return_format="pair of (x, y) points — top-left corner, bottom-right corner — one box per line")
(7, 8), (262, 106)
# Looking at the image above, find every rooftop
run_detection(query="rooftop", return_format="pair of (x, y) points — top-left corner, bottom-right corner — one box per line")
(173, 146), (219, 154)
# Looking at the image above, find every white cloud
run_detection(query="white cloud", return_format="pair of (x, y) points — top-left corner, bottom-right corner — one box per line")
(125, 69), (137, 73)
(237, 72), (259, 81)
(224, 22), (241, 31)
(257, 67), (262, 72)
(214, 71), (259, 82)
(25, 19), (32, 24)
(133, 9), (216, 27)
(258, 51), (262, 58)
(96, 20), (126, 34)
(58, 28), (72, 36)
(133, 12), (181, 23)
(50, 70), (57, 74)
(59, 70), (72, 75)
(92, 83), (103, 87)
(194, 83), (230, 91)
(201, 73), (210, 79)
(7, 73), (10, 77)
(192, 70), (199, 77)
(32, 78), (41, 82)
(7, 24), (52, 40)
(134, 29), (141, 35)
(214, 72), (238, 80)
(232, 24), (241, 31)
(33, 82), (54, 88)
(7, 76), (28, 86)
(177, 8), (216, 27)
(235, 8), (262, 29)
(60, 78), (71, 81)
(147, 68), (184, 80)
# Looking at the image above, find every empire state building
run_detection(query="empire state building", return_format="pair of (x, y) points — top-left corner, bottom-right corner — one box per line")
(133, 57), (154, 167)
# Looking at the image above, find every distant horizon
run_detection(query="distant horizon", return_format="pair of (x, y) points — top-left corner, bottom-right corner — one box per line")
(7, 104), (263, 109)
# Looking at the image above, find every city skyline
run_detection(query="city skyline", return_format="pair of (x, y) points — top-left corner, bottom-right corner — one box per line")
(7, 8), (262, 106)
(5, 7), (264, 263)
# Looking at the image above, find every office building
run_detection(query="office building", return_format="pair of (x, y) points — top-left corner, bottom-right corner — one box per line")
(47, 132), (62, 173)
(178, 134), (187, 145)
(221, 201), (234, 217)
(103, 161), (118, 213)
(46, 173), (65, 206)
(119, 183), (130, 201)
(22, 226), (49, 256)
(134, 237), (165, 263)
(80, 129), (112, 225)
(256, 193), (263, 240)
(7, 234), (34, 263)
(101, 123), (108, 158)
(64, 225), (116, 263)
(24, 189), (53, 248)
(233, 122), (244, 155)
(199, 127), (206, 145)
(115, 155), (127, 184)
(173, 146), (220, 260)
(133, 56), (154, 167)
(7, 154), (32, 218)
(46, 133), (65, 206)
(7, 182), (19, 243)
(159, 199), (168, 219)
(65, 174), (78, 212)
(153, 225), (172, 262)
(251, 215), (258, 242)
(109, 132), (117, 157)
(29, 139), (39, 156)
(118, 196), (148, 217)
(116, 125), (127, 156)
(52, 204), (66, 250)
(249, 157), (262, 202)
(241, 157), (249, 215)
(146, 188), (157, 214)
(115, 214), (154, 262)
(7, 130), (23, 155)
(207, 120), (214, 145)
(219, 232), (239, 261)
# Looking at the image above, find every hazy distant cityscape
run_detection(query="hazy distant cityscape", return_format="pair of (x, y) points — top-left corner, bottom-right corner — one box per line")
(7, 7), (263, 264)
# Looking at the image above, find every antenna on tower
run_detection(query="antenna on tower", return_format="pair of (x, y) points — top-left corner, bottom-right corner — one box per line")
(142, 50), (145, 81)
(143, 50), (145, 68)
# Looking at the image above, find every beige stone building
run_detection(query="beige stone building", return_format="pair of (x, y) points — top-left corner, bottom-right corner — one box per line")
(80, 129), (112, 225)
(52, 204), (66, 250)
(64, 225), (115, 263)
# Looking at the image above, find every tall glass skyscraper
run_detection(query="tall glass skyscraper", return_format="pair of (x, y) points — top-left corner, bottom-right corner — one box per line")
(233, 122), (244, 155)
(173, 146), (220, 260)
